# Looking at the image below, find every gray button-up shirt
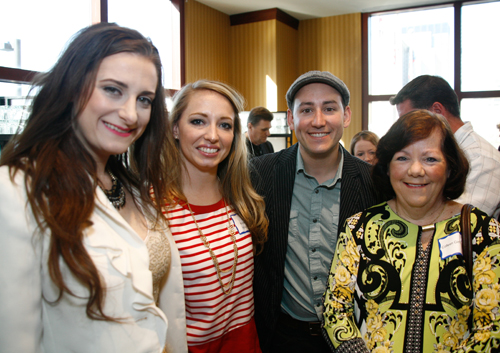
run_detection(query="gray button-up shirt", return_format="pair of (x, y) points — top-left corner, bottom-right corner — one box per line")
(281, 149), (343, 321)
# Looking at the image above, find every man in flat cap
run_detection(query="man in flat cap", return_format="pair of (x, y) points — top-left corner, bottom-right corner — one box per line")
(250, 71), (377, 352)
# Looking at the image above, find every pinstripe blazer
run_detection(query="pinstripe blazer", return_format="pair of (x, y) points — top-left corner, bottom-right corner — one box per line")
(250, 143), (377, 352)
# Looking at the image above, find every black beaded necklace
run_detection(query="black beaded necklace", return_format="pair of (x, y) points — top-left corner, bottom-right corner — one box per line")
(100, 170), (126, 210)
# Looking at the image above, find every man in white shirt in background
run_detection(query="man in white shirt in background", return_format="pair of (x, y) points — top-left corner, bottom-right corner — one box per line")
(391, 75), (500, 218)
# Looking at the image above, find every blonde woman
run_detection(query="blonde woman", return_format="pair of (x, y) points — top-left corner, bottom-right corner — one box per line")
(349, 130), (379, 165)
(161, 80), (268, 353)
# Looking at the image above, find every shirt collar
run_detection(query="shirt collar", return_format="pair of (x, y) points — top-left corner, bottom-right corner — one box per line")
(295, 145), (344, 187)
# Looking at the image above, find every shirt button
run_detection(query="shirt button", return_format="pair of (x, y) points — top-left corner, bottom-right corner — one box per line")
(315, 189), (319, 194)
(314, 276), (318, 280)
(313, 219), (317, 223)
(312, 248), (316, 252)
(316, 303), (321, 307)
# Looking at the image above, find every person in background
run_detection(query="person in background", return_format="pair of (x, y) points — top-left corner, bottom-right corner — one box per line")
(160, 80), (268, 353)
(0, 23), (186, 353)
(349, 130), (379, 165)
(323, 110), (500, 353)
(391, 75), (500, 218)
(250, 71), (377, 353)
(245, 106), (274, 158)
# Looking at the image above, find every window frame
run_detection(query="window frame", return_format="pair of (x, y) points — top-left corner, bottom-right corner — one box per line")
(362, 0), (500, 128)
(0, 0), (184, 89)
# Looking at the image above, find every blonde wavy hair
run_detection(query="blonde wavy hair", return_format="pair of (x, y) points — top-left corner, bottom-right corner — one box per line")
(164, 80), (268, 254)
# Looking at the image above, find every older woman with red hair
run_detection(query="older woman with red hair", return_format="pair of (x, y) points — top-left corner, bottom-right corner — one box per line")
(323, 110), (500, 353)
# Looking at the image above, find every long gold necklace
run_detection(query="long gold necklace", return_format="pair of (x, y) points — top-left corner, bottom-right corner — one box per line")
(186, 200), (238, 295)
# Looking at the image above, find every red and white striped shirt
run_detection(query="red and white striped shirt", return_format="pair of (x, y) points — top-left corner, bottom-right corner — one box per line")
(163, 199), (259, 351)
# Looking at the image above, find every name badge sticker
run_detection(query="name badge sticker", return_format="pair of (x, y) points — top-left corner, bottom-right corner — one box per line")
(231, 214), (249, 235)
(438, 231), (462, 260)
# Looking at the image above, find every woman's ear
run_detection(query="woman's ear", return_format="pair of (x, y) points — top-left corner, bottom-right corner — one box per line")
(173, 124), (179, 139)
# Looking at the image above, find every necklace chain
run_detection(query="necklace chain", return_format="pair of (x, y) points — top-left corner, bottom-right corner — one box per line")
(186, 201), (238, 295)
(99, 170), (126, 210)
(394, 200), (446, 231)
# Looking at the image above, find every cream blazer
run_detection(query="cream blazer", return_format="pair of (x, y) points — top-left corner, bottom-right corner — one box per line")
(0, 166), (187, 353)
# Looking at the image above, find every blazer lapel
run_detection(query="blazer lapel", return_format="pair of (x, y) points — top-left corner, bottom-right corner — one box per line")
(339, 147), (364, 232)
(92, 188), (155, 302)
(270, 144), (298, 261)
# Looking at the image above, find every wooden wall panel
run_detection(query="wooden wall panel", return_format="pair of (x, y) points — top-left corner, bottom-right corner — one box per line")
(230, 20), (277, 110)
(276, 21), (298, 112)
(183, 2), (363, 147)
(298, 13), (362, 147)
(184, 0), (231, 84)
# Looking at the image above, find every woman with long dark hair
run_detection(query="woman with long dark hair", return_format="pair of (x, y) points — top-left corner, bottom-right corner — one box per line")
(0, 23), (186, 352)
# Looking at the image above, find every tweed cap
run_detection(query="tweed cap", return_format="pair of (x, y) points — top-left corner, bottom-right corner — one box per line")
(286, 70), (350, 110)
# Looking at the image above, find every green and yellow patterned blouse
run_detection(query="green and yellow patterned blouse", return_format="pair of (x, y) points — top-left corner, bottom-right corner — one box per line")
(323, 202), (500, 353)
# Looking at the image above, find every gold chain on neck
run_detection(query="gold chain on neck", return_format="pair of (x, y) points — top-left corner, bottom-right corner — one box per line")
(394, 200), (447, 231)
(186, 200), (239, 295)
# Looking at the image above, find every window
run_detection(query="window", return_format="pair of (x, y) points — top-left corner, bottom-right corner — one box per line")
(0, 0), (92, 73)
(108, 0), (181, 90)
(363, 1), (500, 148)
(0, 0), (182, 97)
(0, 0), (183, 139)
(0, 0), (92, 98)
(461, 1), (500, 92)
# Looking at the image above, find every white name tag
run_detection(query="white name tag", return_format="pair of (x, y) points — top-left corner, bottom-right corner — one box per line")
(231, 214), (249, 234)
(438, 232), (462, 260)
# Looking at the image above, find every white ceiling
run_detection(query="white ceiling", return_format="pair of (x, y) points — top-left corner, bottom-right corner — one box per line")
(195, 0), (458, 20)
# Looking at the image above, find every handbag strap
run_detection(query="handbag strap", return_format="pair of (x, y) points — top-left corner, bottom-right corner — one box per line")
(460, 204), (474, 280)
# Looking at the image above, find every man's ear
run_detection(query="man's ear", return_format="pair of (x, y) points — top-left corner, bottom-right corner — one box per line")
(287, 109), (295, 131)
(430, 102), (446, 115)
(343, 106), (352, 128)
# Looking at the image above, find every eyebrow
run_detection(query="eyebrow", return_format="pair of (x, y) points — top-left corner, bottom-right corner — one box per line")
(100, 78), (127, 89)
(188, 112), (208, 118)
(297, 100), (339, 107)
(188, 112), (234, 120)
(100, 78), (156, 97)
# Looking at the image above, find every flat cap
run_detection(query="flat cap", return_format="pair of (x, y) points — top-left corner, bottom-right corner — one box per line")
(286, 70), (350, 110)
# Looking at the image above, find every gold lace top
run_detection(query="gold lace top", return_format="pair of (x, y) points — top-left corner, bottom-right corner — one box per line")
(145, 229), (171, 303)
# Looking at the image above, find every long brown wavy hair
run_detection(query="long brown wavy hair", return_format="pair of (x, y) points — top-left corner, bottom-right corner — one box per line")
(164, 80), (268, 254)
(0, 23), (173, 321)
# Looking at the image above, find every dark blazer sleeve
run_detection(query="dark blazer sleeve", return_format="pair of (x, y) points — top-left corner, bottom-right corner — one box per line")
(338, 146), (377, 234)
(250, 144), (298, 352)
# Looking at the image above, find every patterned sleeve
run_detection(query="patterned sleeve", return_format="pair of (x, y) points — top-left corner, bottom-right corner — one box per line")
(323, 213), (369, 352)
(458, 212), (500, 352)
